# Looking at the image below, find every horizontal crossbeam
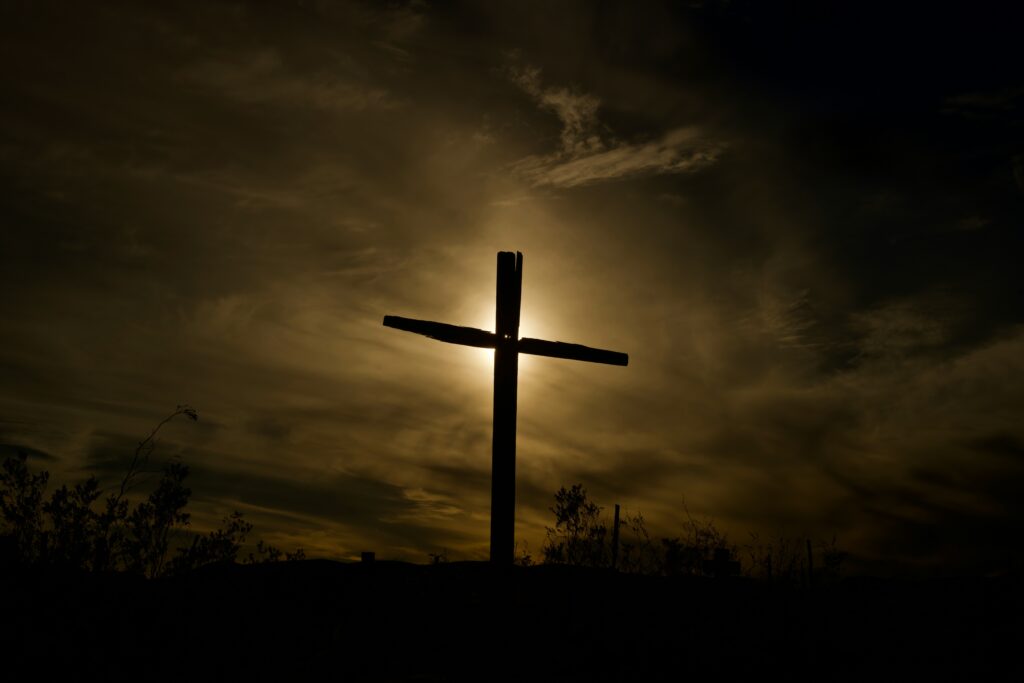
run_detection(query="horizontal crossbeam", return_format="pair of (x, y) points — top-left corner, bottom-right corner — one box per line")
(383, 316), (497, 348)
(518, 337), (629, 366)
(383, 316), (629, 366)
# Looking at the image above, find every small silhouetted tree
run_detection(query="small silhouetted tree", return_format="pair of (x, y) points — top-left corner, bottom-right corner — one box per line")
(617, 510), (659, 574)
(0, 452), (49, 564)
(124, 462), (191, 577)
(170, 511), (252, 573)
(543, 484), (609, 567)
(41, 477), (102, 568)
(660, 502), (736, 576)
(94, 405), (198, 572)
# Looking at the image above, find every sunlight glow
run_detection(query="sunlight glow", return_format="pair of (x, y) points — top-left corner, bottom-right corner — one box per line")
(452, 280), (565, 383)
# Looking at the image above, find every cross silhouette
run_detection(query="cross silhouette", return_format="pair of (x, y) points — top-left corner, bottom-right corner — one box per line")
(383, 251), (628, 563)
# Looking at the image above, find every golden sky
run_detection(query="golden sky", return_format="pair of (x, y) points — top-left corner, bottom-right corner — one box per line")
(1, 1), (1022, 574)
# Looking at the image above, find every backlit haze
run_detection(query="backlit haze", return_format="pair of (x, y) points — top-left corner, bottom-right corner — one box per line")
(2, 2), (1022, 574)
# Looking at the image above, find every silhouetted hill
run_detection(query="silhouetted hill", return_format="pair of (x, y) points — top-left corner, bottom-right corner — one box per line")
(2, 561), (1021, 680)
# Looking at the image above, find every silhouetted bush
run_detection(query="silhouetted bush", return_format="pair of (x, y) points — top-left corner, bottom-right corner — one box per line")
(247, 539), (306, 564)
(170, 510), (250, 574)
(616, 509), (659, 574)
(539, 484), (853, 581)
(743, 532), (847, 584)
(0, 451), (49, 564)
(124, 461), (191, 577)
(0, 406), (304, 576)
(542, 484), (610, 567)
(660, 502), (737, 576)
(541, 483), (738, 574)
(41, 475), (101, 568)
(513, 540), (533, 566)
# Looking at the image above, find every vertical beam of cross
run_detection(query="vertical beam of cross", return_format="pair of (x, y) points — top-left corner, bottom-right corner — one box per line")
(491, 251), (522, 564)
(383, 251), (627, 563)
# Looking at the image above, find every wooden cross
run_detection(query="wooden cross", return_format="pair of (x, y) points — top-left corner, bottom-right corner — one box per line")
(383, 251), (628, 563)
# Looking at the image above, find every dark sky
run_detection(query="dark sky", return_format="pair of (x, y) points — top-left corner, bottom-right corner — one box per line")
(1, 1), (1021, 573)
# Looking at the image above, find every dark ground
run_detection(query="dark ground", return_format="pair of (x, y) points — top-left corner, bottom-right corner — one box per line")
(2, 560), (1021, 680)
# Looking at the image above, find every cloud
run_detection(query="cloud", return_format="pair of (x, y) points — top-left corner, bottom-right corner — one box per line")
(509, 64), (605, 157)
(0, 443), (58, 463)
(508, 64), (723, 187)
(849, 301), (950, 361)
(513, 127), (722, 188)
(182, 49), (395, 112)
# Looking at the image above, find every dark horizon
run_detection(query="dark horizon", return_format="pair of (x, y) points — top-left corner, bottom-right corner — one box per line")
(1, 1), (1022, 577)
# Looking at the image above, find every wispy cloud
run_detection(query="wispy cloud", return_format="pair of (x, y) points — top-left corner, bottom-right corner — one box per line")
(510, 65), (605, 157)
(513, 126), (722, 188)
(850, 301), (950, 361)
(508, 64), (723, 187)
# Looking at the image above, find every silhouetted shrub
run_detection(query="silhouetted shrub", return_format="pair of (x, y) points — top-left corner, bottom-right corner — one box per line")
(0, 406), (304, 576)
(742, 532), (846, 584)
(543, 485), (752, 577)
(41, 476), (101, 568)
(170, 511), (251, 574)
(514, 540), (533, 566)
(0, 452), (48, 563)
(124, 461), (191, 577)
(247, 540), (306, 564)
(617, 509), (659, 574)
(542, 484), (610, 567)
(661, 502), (737, 576)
